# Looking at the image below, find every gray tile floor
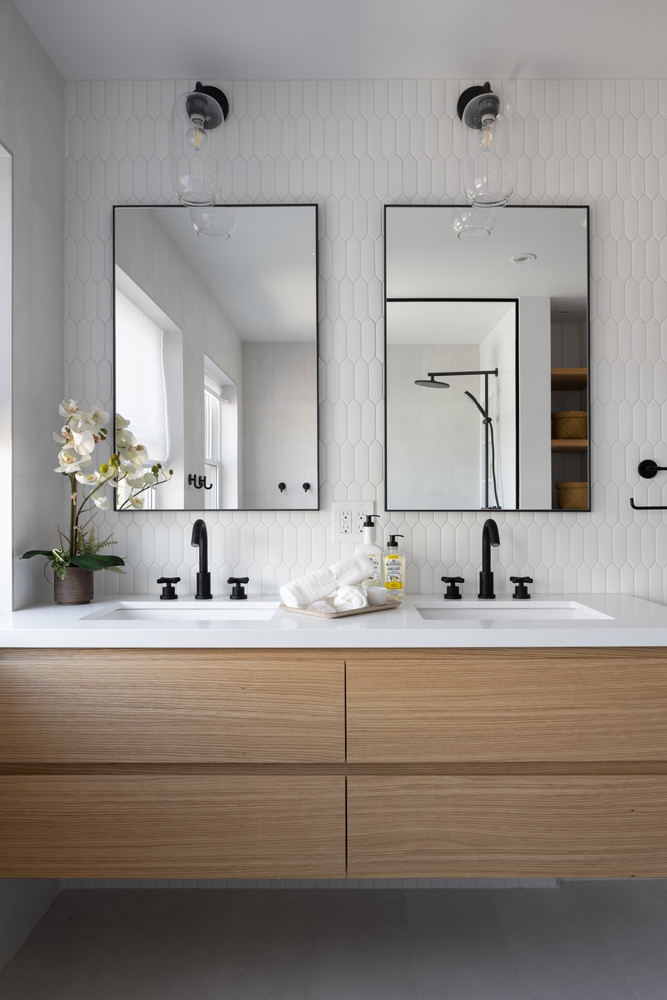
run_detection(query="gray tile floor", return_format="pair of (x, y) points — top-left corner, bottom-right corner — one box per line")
(1, 882), (667, 999)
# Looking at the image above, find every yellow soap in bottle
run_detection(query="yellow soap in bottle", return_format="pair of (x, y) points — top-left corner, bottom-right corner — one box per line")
(383, 533), (405, 602)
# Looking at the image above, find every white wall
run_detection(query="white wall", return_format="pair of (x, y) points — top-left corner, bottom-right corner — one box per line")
(479, 310), (517, 509)
(63, 77), (667, 600)
(242, 341), (318, 509)
(0, 0), (64, 609)
(0, 0), (64, 969)
(387, 343), (481, 509)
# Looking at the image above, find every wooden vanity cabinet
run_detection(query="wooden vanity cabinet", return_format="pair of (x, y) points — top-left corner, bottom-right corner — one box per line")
(2, 645), (667, 878)
(345, 648), (667, 878)
(0, 649), (346, 877)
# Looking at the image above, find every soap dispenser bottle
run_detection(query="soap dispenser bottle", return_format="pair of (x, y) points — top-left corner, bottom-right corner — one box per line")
(356, 514), (382, 589)
(383, 534), (405, 601)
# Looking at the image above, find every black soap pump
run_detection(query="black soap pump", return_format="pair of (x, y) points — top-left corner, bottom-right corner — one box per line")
(383, 533), (405, 602)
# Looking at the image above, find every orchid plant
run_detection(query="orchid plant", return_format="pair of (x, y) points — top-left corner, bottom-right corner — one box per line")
(22, 400), (173, 579)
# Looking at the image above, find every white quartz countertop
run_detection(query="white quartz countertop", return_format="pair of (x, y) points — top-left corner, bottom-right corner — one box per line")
(2, 593), (667, 648)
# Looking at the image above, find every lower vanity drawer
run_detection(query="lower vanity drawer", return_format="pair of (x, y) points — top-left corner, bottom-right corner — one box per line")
(0, 775), (346, 878)
(347, 775), (667, 878)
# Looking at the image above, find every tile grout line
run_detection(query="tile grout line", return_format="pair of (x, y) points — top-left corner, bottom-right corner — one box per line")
(488, 892), (535, 1000)
(400, 889), (428, 1000)
(83, 888), (145, 1000)
(568, 883), (643, 1000)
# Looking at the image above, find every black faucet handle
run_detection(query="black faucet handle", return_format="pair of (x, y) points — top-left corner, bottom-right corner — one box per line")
(510, 576), (533, 600)
(157, 576), (181, 600)
(441, 575), (464, 600)
(227, 576), (249, 600)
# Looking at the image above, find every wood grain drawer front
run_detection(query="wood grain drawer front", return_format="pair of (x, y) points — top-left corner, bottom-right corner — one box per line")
(346, 649), (667, 762)
(0, 650), (344, 763)
(0, 775), (345, 878)
(347, 775), (667, 878)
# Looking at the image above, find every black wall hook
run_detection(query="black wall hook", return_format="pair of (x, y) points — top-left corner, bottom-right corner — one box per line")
(278, 482), (286, 492)
(302, 482), (311, 492)
(188, 474), (213, 491)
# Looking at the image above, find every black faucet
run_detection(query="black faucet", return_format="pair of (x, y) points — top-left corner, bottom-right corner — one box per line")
(191, 518), (212, 600)
(478, 517), (500, 599)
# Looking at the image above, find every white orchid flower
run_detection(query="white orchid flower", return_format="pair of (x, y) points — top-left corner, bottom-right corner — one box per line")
(71, 428), (96, 456)
(88, 406), (110, 427)
(59, 399), (80, 418)
(75, 472), (98, 485)
(126, 477), (146, 488)
(128, 495), (145, 509)
(56, 447), (92, 470)
(142, 472), (157, 486)
(116, 428), (136, 449)
(92, 495), (110, 509)
(116, 413), (130, 429)
(53, 425), (73, 445)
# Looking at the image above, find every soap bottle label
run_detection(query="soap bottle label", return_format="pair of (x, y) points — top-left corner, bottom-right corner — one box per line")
(384, 554), (403, 591)
(366, 554), (380, 586)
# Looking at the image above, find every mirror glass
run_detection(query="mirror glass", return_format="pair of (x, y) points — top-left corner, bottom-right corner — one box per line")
(114, 204), (318, 511)
(385, 206), (589, 512)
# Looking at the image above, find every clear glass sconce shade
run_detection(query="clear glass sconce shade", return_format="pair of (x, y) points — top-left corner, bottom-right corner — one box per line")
(451, 206), (496, 241)
(170, 90), (224, 206)
(189, 206), (237, 239)
(461, 90), (514, 208)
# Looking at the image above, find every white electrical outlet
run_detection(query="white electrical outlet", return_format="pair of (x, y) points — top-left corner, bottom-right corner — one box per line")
(332, 501), (376, 543)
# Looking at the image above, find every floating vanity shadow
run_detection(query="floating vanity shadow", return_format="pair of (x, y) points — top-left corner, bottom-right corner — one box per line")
(384, 205), (591, 513)
(113, 204), (319, 512)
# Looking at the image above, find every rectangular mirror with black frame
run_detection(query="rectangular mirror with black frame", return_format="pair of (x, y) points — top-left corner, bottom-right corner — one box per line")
(384, 205), (590, 512)
(113, 204), (319, 512)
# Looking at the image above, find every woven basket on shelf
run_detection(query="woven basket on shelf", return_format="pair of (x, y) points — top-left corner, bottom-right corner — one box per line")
(555, 482), (588, 510)
(552, 410), (587, 440)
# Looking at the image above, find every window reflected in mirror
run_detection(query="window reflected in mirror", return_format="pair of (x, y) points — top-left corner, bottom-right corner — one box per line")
(113, 204), (319, 511)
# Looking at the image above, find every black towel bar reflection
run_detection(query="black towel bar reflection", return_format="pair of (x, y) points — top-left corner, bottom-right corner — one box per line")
(630, 459), (667, 509)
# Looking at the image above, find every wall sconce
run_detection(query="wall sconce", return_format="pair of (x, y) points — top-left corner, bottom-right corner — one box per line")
(457, 82), (514, 208)
(170, 81), (229, 206)
(451, 206), (496, 241)
(189, 206), (237, 239)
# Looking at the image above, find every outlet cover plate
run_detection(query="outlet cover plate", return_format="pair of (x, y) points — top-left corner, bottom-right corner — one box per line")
(332, 501), (376, 543)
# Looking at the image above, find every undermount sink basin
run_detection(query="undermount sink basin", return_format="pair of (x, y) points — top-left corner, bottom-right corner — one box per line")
(417, 600), (612, 622)
(84, 601), (279, 623)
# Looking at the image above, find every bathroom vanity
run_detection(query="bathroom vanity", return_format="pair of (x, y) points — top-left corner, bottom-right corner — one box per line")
(1, 594), (667, 879)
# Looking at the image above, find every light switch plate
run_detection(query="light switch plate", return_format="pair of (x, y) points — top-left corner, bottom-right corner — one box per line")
(332, 501), (376, 543)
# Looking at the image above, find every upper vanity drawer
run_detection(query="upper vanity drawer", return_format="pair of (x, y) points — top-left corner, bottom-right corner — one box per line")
(346, 648), (667, 763)
(0, 649), (344, 763)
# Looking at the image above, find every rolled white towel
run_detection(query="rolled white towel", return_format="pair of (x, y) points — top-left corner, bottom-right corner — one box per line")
(280, 567), (337, 608)
(307, 599), (333, 614)
(333, 585), (368, 611)
(329, 554), (374, 587)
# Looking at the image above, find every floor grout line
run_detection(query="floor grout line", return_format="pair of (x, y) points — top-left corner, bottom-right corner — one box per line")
(489, 891), (537, 1000)
(83, 888), (145, 1000)
(568, 883), (643, 1000)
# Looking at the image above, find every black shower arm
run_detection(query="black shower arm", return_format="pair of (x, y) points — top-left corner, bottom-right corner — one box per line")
(426, 368), (499, 378)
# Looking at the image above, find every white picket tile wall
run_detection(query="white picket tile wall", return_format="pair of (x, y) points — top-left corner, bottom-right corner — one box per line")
(65, 78), (667, 600)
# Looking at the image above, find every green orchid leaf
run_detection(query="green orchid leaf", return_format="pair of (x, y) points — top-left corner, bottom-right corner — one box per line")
(69, 554), (125, 571)
(20, 550), (57, 560)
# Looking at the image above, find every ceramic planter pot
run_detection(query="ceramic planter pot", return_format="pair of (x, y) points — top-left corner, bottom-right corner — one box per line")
(54, 565), (94, 605)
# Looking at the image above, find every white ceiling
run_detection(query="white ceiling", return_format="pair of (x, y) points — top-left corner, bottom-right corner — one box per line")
(12, 0), (665, 81)
(134, 206), (317, 342)
(387, 300), (515, 345)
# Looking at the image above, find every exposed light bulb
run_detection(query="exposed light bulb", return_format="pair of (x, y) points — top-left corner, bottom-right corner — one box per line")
(187, 115), (207, 152)
(480, 113), (496, 151)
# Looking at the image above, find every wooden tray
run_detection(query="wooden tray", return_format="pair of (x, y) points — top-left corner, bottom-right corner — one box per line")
(279, 601), (401, 620)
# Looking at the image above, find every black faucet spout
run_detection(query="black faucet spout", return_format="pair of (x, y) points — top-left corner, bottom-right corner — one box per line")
(479, 517), (500, 599)
(191, 518), (212, 599)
